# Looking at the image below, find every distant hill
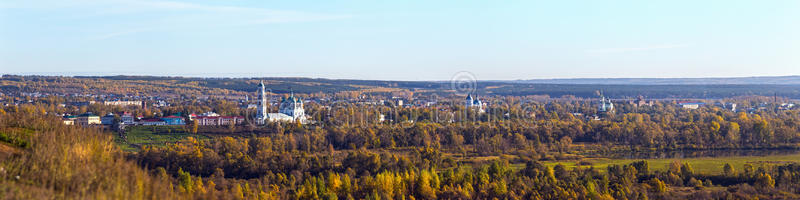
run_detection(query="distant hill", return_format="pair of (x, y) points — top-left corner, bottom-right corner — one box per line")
(510, 76), (800, 85)
(4, 75), (800, 99)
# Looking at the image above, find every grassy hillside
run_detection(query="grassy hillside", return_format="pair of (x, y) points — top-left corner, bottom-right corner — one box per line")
(0, 108), (185, 199)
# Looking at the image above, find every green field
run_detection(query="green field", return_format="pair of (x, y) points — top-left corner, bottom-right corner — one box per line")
(114, 126), (210, 151)
(543, 153), (800, 175)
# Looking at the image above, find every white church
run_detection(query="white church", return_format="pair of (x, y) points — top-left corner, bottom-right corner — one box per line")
(256, 81), (308, 124)
(465, 93), (485, 113)
(598, 93), (614, 113)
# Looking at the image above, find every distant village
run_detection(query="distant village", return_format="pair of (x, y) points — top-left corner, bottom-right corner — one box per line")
(2, 83), (797, 129)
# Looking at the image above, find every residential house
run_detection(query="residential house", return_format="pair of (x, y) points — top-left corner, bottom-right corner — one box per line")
(62, 115), (76, 125)
(160, 115), (185, 125)
(629, 96), (653, 107)
(101, 113), (115, 125)
(120, 112), (135, 124)
(139, 118), (167, 126)
(75, 112), (101, 126)
(678, 102), (705, 109)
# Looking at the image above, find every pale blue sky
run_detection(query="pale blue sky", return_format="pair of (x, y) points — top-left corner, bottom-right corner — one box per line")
(1, 0), (799, 80)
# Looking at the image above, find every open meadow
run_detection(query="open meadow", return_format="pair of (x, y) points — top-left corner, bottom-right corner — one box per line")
(114, 126), (210, 151)
(543, 153), (800, 175)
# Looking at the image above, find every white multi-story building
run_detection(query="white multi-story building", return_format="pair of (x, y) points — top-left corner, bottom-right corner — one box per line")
(196, 116), (244, 126)
(75, 112), (101, 126)
(199, 112), (220, 117)
(678, 102), (703, 109)
(104, 100), (142, 107)
(120, 112), (135, 124)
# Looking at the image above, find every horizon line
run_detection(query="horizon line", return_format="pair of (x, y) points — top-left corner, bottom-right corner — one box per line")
(4, 72), (800, 82)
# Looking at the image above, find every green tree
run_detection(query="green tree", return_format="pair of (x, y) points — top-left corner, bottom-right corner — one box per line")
(688, 178), (703, 189)
(191, 119), (199, 134)
(415, 170), (437, 199)
(755, 173), (775, 189)
(649, 178), (667, 193)
(723, 163), (735, 177)
(178, 168), (194, 193)
(680, 162), (694, 178)
(232, 183), (245, 200)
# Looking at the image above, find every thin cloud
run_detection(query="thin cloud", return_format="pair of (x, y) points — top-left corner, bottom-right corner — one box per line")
(114, 0), (354, 23)
(91, 28), (152, 40)
(587, 43), (691, 54)
(2, 0), (352, 40)
(123, 0), (292, 13)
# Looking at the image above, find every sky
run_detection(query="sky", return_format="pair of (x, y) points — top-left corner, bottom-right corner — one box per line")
(1, 0), (800, 81)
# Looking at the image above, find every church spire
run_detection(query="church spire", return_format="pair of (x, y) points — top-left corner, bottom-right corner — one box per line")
(257, 80), (268, 124)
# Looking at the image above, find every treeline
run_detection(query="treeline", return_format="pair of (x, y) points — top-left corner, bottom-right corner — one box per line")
(487, 84), (800, 99)
(216, 101), (800, 156)
(0, 75), (362, 96)
(0, 75), (243, 96)
(137, 135), (800, 199)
